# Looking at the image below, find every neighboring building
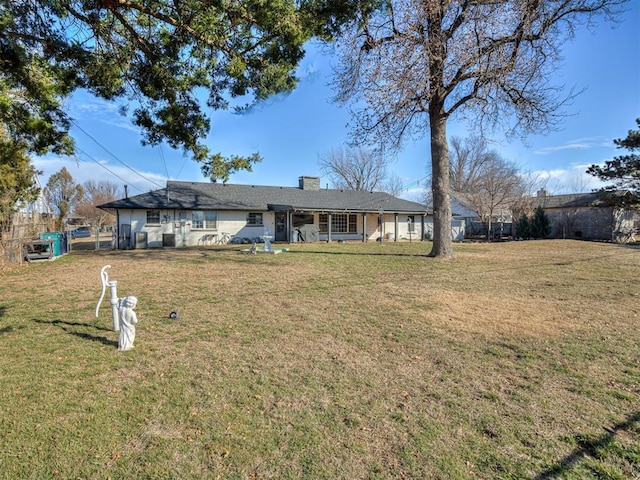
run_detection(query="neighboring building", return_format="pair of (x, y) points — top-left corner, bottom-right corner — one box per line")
(535, 189), (639, 241)
(444, 189), (638, 241)
(99, 176), (430, 248)
(449, 194), (513, 239)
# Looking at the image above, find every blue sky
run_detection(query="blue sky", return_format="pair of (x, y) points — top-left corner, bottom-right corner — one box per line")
(35, 3), (639, 202)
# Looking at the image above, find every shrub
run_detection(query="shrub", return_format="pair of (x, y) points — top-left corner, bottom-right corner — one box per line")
(530, 206), (551, 238)
(515, 214), (531, 239)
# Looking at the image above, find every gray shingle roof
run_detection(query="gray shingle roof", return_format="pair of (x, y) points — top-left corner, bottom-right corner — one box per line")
(536, 192), (601, 209)
(100, 181), (429, 214)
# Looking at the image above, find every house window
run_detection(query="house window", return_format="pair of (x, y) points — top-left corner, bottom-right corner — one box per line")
(319, 214), (358, 233)
(192, 211), (217, 229)
(319, 214), (328, 233)
(349, 214), (358, 233)
(146, 210), (160, 225)
(408, 216), (415, 233)
(247, 212), (263, 226)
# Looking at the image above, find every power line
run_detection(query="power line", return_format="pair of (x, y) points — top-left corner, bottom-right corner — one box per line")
(398, 175), (429, 193)
(158, 144), (170, 179)
(71, 120), (164, 189)
(74, 147), (147, 194)
(175, 157), (189, 180)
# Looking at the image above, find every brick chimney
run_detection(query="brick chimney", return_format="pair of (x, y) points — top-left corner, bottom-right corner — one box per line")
(299, 176), (320, 191)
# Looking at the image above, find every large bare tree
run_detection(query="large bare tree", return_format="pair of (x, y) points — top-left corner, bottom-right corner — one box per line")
(318, 146), (391, 191)
(449, 135), (497, 193)
(330, 0), (625, 257)
(74, 180), (120, 231)
(383, 172), (406, 197)
(455, 155), (526, 240)
(447, 136), (527, 239)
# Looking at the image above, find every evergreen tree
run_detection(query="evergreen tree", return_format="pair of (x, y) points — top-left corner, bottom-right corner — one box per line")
(587, 118), (640, 209)
(0, 140), (40, 233)
(515, 215), (531, 240)
(530, 206), (551, 239)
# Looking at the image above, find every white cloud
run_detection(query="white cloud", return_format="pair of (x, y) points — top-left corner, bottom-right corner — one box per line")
(530, 163), (607, 194)
(533, 137), (613, 155)
(33, 155), (167, 196)
(68, 94), (141, 134)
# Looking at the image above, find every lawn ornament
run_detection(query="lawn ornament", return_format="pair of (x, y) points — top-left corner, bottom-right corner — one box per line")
(117, 296), (139, 351)
(262, 228), (273, 252)
(169, 311), (180, 319)
(96, 265), (120, 331)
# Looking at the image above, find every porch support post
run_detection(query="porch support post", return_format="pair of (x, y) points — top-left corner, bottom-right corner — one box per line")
(421, 215), (426, 241)
(362, 213), (367, 242)
(115, 211), (120, 250)
(327, 212), (332, 243)
(394, 213), (399, 242)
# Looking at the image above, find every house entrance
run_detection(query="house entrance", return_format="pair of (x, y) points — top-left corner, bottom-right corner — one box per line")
(119, 224), (131, 249)
(275, 213), (288, 242)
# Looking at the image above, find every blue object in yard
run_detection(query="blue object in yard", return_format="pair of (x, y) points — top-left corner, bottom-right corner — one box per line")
(60, 231), (68, 254)
(39, 232), (64, 257)
(70, 226), (91, 238)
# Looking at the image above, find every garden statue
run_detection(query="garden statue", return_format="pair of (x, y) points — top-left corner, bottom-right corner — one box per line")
(96, 265), (120, 331)
(117, 296), (139, 351)
(262, 228), (273, 252)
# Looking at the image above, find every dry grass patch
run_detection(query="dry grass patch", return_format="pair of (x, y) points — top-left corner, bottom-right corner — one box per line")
(430, 289), (577, 338)
(1, 240), (638, 479)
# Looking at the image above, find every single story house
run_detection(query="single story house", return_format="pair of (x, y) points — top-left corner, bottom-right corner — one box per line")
(535, 189), (639, 240)
(99, 176), (431, 248)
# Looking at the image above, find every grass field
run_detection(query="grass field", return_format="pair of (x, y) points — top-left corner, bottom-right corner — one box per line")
(1, 240), (638, 479)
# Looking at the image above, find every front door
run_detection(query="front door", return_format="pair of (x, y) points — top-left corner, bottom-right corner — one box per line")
(119, 223), (131, 249)
(275, 212), (288, 242)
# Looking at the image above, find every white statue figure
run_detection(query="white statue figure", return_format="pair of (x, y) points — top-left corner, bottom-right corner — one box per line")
(117, 296), (138, 351)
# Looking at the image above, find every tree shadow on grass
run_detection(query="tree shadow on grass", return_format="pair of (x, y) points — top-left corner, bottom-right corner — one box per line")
(0, 306), (15, 334)
(287, 249), (429, 258)
(0, 325), (25, 334)
(32, 318), (117, 347)
(534, 411), (640, 479)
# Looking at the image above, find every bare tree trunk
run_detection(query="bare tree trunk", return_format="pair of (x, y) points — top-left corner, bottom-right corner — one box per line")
(426, 5), (453, 259)
(429, 110), (453, 258)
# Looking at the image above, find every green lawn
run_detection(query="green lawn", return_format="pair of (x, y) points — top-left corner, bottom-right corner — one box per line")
(1, 240), (638, 479)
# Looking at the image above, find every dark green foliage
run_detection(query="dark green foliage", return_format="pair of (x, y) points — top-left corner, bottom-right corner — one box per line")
(515, 215), (531, 240)
(587, 118), (640, 208)
(0, 142), (40, 229)
(530, 206), (551, 239)
(1, 0), (328, 181)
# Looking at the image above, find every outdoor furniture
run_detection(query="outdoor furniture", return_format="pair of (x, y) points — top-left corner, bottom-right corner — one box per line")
(198, 233), (218, 245)
(297, 224), (320, 242)
(23, 239), (55, 262)
(614, 229), (638, 244)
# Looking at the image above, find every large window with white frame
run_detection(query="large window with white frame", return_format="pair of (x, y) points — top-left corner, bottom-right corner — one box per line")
(319, 213), (358, 234)
(192, 211), (217, 230)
